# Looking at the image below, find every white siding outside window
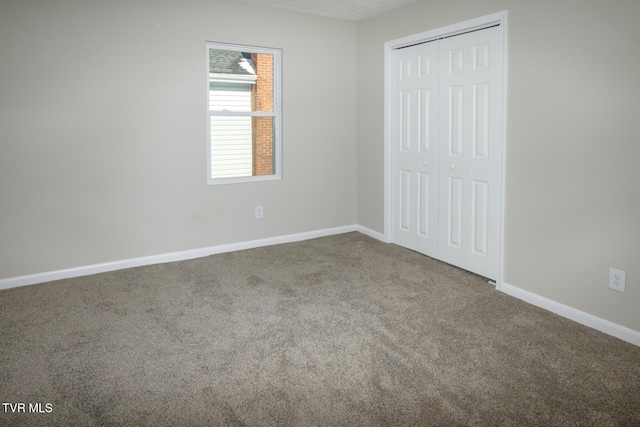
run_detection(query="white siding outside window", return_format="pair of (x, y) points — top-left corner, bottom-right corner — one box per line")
(209, 83), (252, 178)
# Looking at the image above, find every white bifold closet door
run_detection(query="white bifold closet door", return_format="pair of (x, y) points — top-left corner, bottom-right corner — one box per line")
(391, 25), (503, 280)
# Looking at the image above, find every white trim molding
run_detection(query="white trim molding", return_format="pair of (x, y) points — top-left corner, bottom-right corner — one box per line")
(0, 225), (358, 291)
(2, 224), (638, 348)
(499, 282), (640, 347)
(356, 225), (386, 242)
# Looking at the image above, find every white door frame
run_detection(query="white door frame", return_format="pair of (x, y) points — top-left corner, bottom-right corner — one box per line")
(383, 11), (508, 289)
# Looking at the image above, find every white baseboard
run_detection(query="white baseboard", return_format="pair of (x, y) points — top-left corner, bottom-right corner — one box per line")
(4, 229), (637, 348)
(499, 282), (640, 347)
(356, 225), (386, 242)
(0, 225), (358, 291)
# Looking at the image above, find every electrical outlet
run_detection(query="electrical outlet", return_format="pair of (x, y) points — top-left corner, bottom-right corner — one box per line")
(609, 268), (626, 293)
(254, 205), (264, 220)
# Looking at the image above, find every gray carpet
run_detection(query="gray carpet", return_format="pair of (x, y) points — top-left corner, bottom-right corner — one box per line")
(1, 232), (639, 426)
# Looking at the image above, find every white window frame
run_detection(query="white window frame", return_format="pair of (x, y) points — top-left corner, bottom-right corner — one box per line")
(206, 42), (282, 185)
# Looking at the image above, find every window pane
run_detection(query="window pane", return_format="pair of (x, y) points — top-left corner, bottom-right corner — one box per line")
(208, 49), (273, 113)
(210, 116), (275, 179)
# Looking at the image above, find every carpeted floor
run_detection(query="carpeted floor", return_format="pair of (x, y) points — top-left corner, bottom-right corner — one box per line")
(1, 232), (639, 426)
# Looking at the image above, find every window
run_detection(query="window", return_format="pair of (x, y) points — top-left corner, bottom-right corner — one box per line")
(206, 42), (282, 184)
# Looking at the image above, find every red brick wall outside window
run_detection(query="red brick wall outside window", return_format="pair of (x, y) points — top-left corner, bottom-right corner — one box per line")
(252, 53), (273, 176)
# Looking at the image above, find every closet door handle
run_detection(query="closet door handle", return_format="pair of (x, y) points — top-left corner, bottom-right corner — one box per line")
(450, 164), (455, 169)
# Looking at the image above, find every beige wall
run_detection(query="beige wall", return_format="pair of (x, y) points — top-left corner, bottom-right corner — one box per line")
(356, 0), (640, 331)
(0, 0), (357, 278)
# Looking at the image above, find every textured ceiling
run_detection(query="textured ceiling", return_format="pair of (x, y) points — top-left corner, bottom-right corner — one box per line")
(231, 0), (422, 21)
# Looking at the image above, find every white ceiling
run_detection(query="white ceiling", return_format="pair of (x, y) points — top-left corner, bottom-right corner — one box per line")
(231, 0), (422, 21)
